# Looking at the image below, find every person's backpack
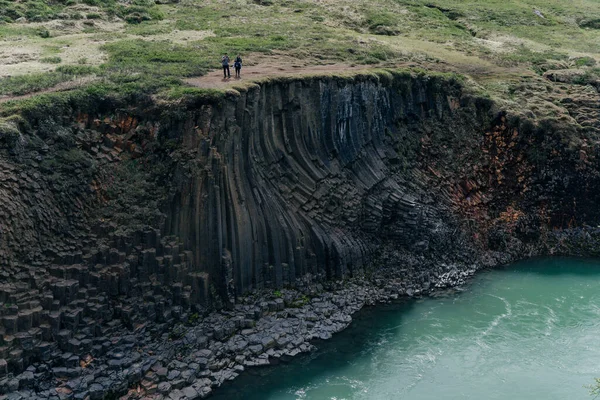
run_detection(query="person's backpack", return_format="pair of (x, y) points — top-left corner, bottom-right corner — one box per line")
(222, 57), (229, 66)
(234, 61), (241, 68)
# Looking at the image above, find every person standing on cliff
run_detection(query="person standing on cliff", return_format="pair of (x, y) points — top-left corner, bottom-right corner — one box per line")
(234, 54), (242, 78)
(221, 54), (231, 79)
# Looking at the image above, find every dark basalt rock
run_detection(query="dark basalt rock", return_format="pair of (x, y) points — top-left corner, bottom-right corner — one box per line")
(1, 71), (600, 398)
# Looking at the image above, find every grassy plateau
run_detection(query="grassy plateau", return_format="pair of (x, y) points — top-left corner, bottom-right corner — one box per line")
(1, 0), (600, 117)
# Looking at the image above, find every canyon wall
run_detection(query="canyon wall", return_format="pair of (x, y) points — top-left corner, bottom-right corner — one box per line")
(161, 72), (600, 299)
(1, 70), (600, 387)
(161, 73), (490, 298)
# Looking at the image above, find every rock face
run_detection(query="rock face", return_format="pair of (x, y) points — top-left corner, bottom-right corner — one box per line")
(1, 70), (600, 397)
(162, 72), (600, 297)
(162, 74), (490, 298)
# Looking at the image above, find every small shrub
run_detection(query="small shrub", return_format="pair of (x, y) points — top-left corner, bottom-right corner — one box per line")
(86, 12), (102, 19)
(132, 0), (155, 6)
(40, 56), (62, 64)
(112, 4), (164, 24)
(572, 70), (598, 86)
(370, 50), (389, 61)
(125, 12), (150, 24)
(148, 7), (164, 21)
(56, 65), (99, 75)
(574, 57), (596, 67)
(37, 28), (50, 38)
(0, 73), (63, 95)
(365, 11), (399, 35)
(579, 19), (600, 29)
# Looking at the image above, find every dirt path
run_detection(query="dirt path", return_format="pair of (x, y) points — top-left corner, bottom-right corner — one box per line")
(185, 59), (531, 90)
(0, 60), (531, 105)
(0, 63), (412, 105)
(184, 62), (422, 89)
(0, 63), (404, 106)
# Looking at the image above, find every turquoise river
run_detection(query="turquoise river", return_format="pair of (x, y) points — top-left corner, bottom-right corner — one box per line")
(212, 258), (600, 400)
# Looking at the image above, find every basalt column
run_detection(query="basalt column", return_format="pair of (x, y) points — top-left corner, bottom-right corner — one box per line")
(163, 74), (475, 299)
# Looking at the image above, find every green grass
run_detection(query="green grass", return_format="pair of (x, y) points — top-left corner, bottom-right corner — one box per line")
(125, 21), (174, 36)
(40, 56), (62, 64)
(0, 0), (62, 22)
(0, 66), (100, 96)
(0, 73), (72, 96)
(165, 86), (225, 101)
(2, 0), (600, 111)
(365, 10), (400, 35)
(398, 0), (600, 54)
(0, 0), (163, 23)
(102, 39), (206, 77)
(0, 24), (46, 38)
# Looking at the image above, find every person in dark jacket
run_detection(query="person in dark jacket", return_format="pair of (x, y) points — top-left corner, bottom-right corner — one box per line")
(234, 54), (242, 78)
(221, 54), (231, 79)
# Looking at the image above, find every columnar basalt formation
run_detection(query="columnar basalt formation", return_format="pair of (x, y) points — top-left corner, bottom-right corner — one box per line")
(1, 70), (600, 398)
(162, 74), (492, 298)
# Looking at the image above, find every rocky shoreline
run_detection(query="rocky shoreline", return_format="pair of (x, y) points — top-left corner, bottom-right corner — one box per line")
(2, 223), (600, 400)
(0, 249), (482, 400)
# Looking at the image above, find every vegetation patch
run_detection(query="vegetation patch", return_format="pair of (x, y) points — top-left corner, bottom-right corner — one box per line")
(0, 66), (100, 96)
(40, 56), (62, 64)
(0, 0), (600, 115)
(365, 11), (400, 36)
(0, 73), (71, 96)
(579, 19), (600, 30)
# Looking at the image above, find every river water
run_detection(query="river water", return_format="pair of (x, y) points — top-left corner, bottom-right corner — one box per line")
(212, 258), (600, 400)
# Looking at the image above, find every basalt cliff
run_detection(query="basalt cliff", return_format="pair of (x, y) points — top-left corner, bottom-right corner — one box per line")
(1, 70), (600, 399)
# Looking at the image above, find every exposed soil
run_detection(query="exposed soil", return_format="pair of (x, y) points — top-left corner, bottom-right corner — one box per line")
(182, 51), (513, 89)
(184, 63), (390, 89)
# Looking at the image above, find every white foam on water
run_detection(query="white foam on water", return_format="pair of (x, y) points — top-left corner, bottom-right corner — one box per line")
(543, 305), (557, 336)
(481, 295), (512, 337)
